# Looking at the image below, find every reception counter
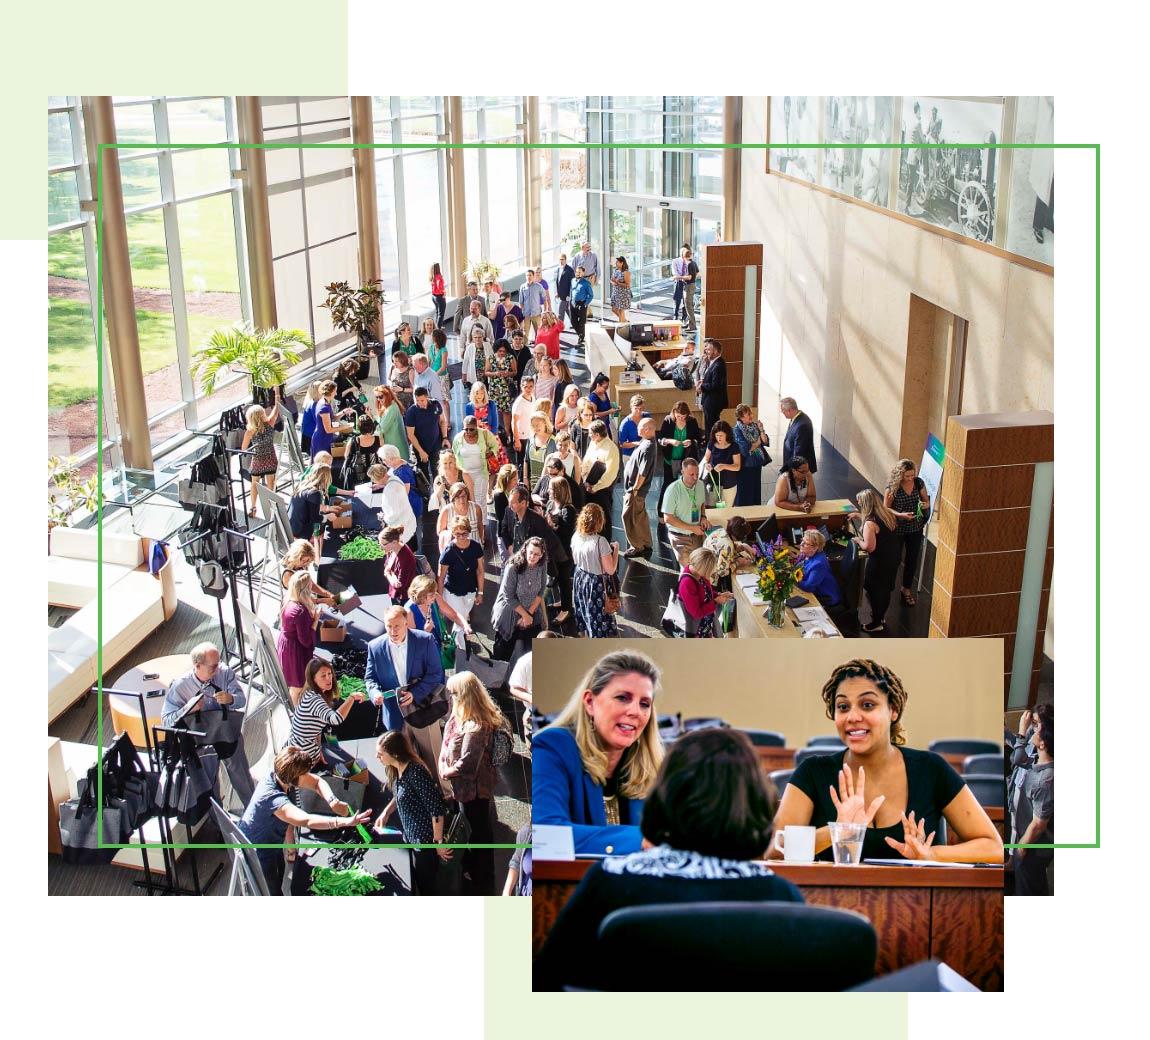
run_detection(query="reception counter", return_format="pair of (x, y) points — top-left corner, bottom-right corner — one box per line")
(708, 497), (857, 532)
(585, 323), (698, 421)
(534, 857), (1003, 991)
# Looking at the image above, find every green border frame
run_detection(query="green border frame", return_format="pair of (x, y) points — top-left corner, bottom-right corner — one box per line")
(91, 138), (1097, 853)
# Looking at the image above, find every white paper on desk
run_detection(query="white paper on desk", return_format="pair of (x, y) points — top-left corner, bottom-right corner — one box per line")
(792, 605), (827, 623)
(734, 572), (759, 589)
(532, 824), (575, 861)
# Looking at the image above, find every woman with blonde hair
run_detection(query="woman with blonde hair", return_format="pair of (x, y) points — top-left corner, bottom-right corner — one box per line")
(439, 671), (508, 894)
(437, 513), (485, 644)
(430, 451), (475, 513)
(279, 539), (336, 607)
(553, 368), (579, 429)
(276, 569), (320, 704)
(406, 572), (471, 660)
(310, 379), (353, 459)
(534, 355), (559, 407)
(461, 322), (491, 392)
(535, 309), (564, 361)
(852, 488), (903, 634)
(553, 429), (584, 494)
(465, 381), (500, 433)
(570, 502), (620, 638)
(884, 458), (931, 606)
(240, 388), (281, 517)
(677, 546), (732, 639)
(523, 412), (557, 488)
(289, 463), (344, 554)
(437, 480), (486, 553)
(532, 649), (664, 854)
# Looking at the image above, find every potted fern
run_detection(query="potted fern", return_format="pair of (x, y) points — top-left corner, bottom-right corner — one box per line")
(322, 280), (385, 379)
(191, 322), (312, 395)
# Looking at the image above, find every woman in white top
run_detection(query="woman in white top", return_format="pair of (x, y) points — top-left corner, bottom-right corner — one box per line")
(430, 451), (475, 514)
(554, 381), (581, 436)
(553, 430), (584, 489)
(461, 323), (492, 389)
(437, 479), (487, 554)
(569, 502), (620, 638)
(452, 414), (500, 510)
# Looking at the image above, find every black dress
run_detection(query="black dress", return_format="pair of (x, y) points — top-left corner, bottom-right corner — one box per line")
(788, 747), (966, 861)
(863, 519), (902, 625)
(533, 845), (804, 990)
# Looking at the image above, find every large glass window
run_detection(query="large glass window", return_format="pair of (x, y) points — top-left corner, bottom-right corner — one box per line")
(462, 96), (524, 272)
(264, 97), (358, 367)
(371, 96), (447, 326)
(48, 98), (119, 467)
(539, 96), (588, 266)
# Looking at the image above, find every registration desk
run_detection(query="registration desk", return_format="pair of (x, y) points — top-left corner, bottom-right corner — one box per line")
(534, 858), (1004, 991)
(708, 497), (857, 532)
(730, 581), (835, 639)
(585, 323), (696, 420)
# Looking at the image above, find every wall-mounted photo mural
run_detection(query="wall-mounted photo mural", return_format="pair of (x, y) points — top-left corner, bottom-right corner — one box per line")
(767, 96), (1053, 268)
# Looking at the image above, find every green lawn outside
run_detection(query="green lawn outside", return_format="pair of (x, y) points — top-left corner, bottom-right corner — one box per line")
(48, 295), (239, 408)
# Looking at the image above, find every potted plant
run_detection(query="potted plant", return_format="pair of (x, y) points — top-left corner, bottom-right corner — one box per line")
(191, 321), (311, 395)
(48, 456), (102, 532)
(322, 280), (385, 379)
(464, 258), (501, 296)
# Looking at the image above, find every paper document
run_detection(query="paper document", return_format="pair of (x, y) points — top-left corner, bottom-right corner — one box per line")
(532, 824), (575, 861)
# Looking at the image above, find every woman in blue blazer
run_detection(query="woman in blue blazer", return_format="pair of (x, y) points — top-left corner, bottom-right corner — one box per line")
(532, 649), (665, 855)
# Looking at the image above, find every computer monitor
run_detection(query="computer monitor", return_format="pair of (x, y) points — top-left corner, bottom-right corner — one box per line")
(757, 514), (780, 547)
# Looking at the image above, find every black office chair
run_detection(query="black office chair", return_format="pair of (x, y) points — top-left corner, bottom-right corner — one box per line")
(929, 738), (1001, 757)
(742, 729), (786, 748)
(827, 537), (863, 636)
(596, 902), (877, 991)
(768, 768), (794, 799)
(681, 716), (730, 733)
(963, 774), (1006, 808)
(793, 745), (845, 768)
(963, 753), (1005, 776)
(807, 735), (847, 747)
(658, 714), (683, 742)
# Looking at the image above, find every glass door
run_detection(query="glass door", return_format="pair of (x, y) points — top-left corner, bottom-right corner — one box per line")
(601, 193), (720, 319)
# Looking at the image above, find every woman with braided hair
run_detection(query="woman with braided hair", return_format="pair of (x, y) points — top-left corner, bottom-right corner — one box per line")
(769, 659), (1003, 864)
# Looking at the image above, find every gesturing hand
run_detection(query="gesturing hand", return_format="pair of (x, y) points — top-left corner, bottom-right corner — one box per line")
(884, 811), (936, 860)
(828, 766), (885, 826)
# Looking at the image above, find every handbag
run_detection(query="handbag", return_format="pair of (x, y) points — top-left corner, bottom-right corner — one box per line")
(490, 722), (513, 768)
(437, 611), (457, 671)
(603, 569), (621, 615)
(179, 705), (244, 761)
(59, 765), (126, 864)
(661, 584), (700, 637)
(401, 683), (450, 729)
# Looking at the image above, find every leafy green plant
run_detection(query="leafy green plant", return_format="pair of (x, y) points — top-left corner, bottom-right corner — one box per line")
(310, 865), (383, 896)
(337, 536), (385, 561)
(463, 257), (501, 288)
(336, 675), (367, 700)
(48, 456), (102, 528)
(190, 322), (311, 394)
(321, 280), (385, 344)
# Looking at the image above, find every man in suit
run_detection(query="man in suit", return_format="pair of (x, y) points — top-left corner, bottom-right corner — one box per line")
(780, 396), (818, 473)
(365, 606), (448, 794)
(696, 338), (728, 441)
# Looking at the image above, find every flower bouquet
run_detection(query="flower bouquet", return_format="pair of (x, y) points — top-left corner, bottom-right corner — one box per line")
(755, 536), (805, 628)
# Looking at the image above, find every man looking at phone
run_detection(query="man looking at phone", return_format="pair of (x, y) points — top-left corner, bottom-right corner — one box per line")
(365, 607), (449, 794)
(163, 642), (255, 805)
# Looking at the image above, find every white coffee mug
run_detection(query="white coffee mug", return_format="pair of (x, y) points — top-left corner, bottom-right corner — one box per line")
(772, 825), (816, 863)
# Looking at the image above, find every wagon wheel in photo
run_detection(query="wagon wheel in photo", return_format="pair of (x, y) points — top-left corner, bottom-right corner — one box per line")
(957, 181), (993, 242)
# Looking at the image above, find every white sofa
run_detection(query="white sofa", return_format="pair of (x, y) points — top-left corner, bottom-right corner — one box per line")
(48, 527), (176, 723)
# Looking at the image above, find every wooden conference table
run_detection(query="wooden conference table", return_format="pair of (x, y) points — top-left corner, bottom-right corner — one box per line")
(534, 858), (1004, 991)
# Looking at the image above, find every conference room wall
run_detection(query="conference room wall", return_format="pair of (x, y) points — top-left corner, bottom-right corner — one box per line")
(739, 97), (1054, 501)
(532, 638), (1002, 749)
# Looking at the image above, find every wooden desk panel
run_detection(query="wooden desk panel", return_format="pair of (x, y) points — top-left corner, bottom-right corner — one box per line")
(534, 859), (1003, 989)
(708, 498), (856, 529)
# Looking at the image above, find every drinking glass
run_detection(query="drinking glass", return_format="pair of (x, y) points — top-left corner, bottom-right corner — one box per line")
(828, 821), (867, 865)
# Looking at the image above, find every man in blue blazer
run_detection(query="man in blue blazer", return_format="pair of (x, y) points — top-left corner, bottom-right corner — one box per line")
(780, 395), (818, 473)
(533, 725), (645, 856)
(365, 605), (448, 792)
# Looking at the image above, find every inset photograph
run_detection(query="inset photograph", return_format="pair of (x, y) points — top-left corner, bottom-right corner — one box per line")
(531, 638), (1004, 991)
